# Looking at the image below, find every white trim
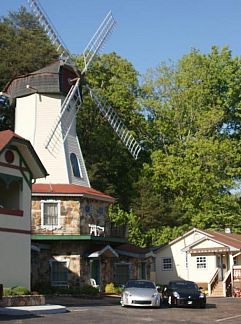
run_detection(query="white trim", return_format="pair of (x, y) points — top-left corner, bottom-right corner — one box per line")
(40, 200), (61, 229)
(196, 256), (207, 270)
(33, 192), (114, 202)
(161, 257), (173, 271)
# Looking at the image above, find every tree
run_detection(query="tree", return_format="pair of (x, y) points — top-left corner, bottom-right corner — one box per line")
(135, 47), (241, 242)
(0, 7), (58, 130)
(75, 52), (146, 210)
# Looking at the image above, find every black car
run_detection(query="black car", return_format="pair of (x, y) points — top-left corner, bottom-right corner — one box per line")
(162, 280), (206, 308)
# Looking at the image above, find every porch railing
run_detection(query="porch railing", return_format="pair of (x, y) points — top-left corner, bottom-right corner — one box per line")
(223, 269), (232, 297)
(208, 267), (219, 296)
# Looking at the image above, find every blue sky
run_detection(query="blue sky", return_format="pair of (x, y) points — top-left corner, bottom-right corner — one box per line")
(1, 0), (241, 74)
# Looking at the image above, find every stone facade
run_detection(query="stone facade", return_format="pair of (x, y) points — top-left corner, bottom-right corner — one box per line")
(31, 197), (108, 235)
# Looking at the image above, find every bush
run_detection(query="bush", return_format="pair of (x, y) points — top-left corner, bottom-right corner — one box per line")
(104, 282), (122, 294)
(3, 286), (30, 296)
(79, 284), (99, 296)
(3, 287), (11, 296)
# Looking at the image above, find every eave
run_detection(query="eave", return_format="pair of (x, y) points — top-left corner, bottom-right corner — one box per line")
(31, 234), (127, 243)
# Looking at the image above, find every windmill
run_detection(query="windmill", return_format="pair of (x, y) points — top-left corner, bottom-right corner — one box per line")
(28, 0), (142, 161)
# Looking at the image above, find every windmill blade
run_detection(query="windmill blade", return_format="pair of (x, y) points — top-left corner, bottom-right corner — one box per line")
(45, 79), (82, 153)
(86, 85), (142, 160)
(82, 11), (116, 74)
(27, 0), (74, 66)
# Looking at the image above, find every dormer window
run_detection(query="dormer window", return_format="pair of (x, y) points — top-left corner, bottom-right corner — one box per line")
(70, 153), (82, 178)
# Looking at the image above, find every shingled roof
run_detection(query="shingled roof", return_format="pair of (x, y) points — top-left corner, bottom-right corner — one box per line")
(4, 61), (78, 100)
(32, 183), (114, 203)
(0, 130), (48, 179)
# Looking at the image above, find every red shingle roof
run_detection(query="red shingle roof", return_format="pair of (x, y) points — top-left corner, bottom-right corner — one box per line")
(0, 130), (24, 152)
(0, 130), (48, 179)
(32, 183), (114, 202)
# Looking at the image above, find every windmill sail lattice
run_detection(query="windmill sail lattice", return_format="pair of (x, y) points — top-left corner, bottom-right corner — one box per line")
(45, 79), (82, 153)
(27, 0), (73, 66)
(86, 86), (142, 160)
(28, 0), (142, 159)
(82, 11), (116, 74)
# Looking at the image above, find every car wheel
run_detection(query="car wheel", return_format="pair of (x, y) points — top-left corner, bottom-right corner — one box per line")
(199, 303), (206, 309)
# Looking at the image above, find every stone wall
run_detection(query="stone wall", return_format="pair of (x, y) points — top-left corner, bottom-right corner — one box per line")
(31, 197), (108, 235)
(0, 295), (45, 307)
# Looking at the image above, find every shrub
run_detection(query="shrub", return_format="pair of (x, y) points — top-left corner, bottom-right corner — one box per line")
(3, 287), (11, 296)
(79, 284), (99, 296)
(11, 286), (30, 295)
(104, 282), (122, 294)
(3, 286), (30, 296)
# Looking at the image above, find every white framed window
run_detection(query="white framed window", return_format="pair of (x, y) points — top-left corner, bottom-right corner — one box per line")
(162, 257), (172, 271)
(70, 153), (83, 178)
(196, 256), (207, 269)
(41, 200), (60, 229)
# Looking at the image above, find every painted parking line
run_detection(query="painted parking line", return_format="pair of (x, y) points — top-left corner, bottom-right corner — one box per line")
(216, 314), (241, 322)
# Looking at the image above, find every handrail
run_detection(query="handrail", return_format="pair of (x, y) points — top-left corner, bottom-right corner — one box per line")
(208, 268), (219, 296)
(223, 269), (232, 297)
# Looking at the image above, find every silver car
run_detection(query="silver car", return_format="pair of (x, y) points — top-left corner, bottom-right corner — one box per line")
(120, 280), (161, 307)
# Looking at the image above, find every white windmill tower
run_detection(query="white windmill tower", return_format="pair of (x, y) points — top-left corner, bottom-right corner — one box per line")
(7, 0), (142, 188)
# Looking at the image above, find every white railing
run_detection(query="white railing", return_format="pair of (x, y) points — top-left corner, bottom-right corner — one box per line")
(208, 267), (219, 296)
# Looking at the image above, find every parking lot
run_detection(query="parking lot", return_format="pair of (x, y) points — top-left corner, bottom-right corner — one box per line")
(1, 296), (241, 323)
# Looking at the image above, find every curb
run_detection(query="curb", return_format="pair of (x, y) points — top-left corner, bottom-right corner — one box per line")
(0, 304), (66, 315)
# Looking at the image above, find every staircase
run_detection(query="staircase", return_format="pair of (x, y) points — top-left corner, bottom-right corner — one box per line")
(210, 281), (224, 297)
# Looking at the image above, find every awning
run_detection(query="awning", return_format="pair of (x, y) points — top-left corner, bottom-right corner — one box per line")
(190, 247), (229, 254)
(87, 245), (119, 258)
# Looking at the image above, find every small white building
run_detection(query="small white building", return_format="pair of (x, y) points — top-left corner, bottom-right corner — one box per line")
(0, 130), (47, 290)
(155, 228), (241, 296)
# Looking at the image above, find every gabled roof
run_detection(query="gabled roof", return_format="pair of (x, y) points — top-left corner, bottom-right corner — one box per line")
(0, 130), (48, 179)
(203, 230), (241, 250)
(32, 183), (114, 203)
(115, 243), (155, 258)
(156, 227), (241, 253)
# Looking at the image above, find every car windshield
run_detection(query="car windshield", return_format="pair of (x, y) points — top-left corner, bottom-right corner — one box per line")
(125, 280), (155, 289)
(171, 281), (198, 290)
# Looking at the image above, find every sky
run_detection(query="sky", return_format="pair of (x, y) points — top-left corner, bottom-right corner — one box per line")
(1, 0), (241, 74)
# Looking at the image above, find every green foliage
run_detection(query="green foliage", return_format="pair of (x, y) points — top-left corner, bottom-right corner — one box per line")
(137, 46), (241, 242)
(79, 284), (99, 296)
(31, 282), (99, 296)
(75, 52), (146, 211)
(0, 7), (58, 130)
(3, 288), (12, 297)
(3, 286), (30, 296)
(104, 282), (123, 294)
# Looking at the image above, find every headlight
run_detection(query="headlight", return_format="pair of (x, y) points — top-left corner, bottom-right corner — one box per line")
(124, 291), (132, 297)
(199, 293), (205, 298)
(152, 292), (159, 298)
(173, 291), (180, 298)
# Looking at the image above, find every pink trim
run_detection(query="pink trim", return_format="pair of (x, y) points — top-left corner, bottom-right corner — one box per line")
(0, 208), (24, 217)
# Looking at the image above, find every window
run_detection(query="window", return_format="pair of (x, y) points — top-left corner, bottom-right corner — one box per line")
(115, 263), (130, 285)
(41, 200), (60, 228)
(70, 153), (82, 178)
(162, 257), (172, 271)
(0, 173), (22, 210)
(196, 256), (207, 269)
(50, 260), (68, 287)
(139, 262), (146, 279)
